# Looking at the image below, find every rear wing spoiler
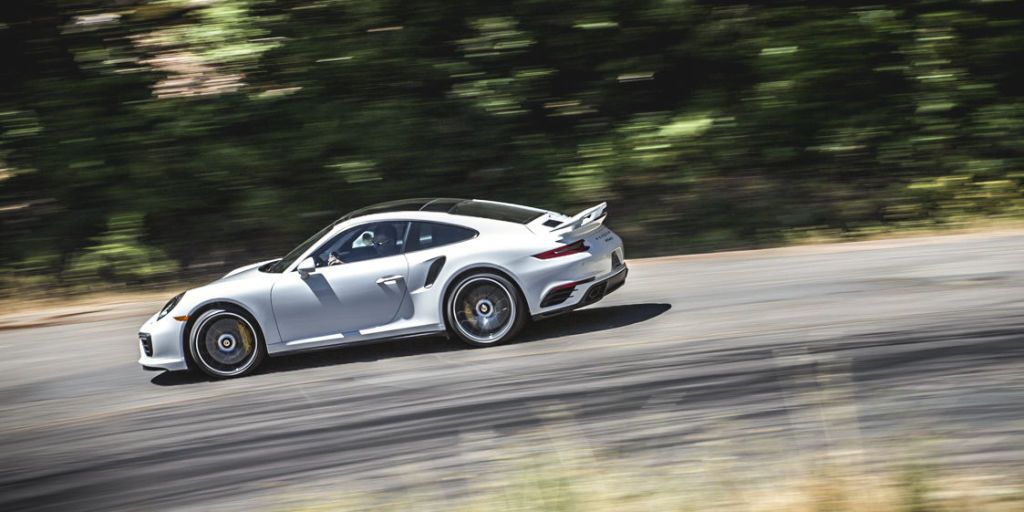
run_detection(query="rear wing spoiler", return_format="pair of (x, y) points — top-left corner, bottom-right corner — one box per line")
(550, 202), (607, 235)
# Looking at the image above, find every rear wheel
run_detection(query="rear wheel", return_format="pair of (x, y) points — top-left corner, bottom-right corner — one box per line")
(446, 272), (527, 347)
(188, 308), (265, 378)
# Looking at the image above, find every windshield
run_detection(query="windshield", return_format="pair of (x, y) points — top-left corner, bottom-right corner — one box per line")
(263, 222), (337, 273)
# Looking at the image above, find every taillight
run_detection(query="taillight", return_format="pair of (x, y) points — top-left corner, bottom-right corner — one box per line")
(533, 240), (589, 259)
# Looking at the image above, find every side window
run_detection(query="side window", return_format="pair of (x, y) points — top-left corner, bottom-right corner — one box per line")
(312, 221), (409, 267)
(406, 222), (477, 253)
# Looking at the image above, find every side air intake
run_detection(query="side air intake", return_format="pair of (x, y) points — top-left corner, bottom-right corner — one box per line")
(424, 257), (446, 288)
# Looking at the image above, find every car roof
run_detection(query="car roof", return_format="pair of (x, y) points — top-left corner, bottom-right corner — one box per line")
(335, 198), (548, 225)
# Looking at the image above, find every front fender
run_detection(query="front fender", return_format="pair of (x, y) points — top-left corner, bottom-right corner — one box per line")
(177, 273), (282, 350)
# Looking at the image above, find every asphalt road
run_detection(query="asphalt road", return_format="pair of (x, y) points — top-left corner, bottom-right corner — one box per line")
(1, 232), (1022, 511)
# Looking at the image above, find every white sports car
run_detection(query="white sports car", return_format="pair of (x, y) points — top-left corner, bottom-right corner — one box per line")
(139, 198), (627, 378)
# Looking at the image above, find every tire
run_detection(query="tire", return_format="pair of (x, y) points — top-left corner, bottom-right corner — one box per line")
(445, 271), (528, 347)
(188, 307), (266, 378)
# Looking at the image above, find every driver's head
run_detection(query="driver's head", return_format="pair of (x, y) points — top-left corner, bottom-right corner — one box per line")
(372, 224), (399, 255)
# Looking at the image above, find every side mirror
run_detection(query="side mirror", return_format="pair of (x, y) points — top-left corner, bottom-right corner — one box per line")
(297, 257), (317, 278)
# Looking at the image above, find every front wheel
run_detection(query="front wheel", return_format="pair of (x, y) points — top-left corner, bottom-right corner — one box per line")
(188, 308), (265, 378)
(446, 272), (528, 347)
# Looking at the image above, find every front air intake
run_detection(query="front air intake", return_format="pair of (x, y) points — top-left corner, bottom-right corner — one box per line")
(139, 332), (153, 357)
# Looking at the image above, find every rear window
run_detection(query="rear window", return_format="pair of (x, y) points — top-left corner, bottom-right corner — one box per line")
(448, 201), (543, 224)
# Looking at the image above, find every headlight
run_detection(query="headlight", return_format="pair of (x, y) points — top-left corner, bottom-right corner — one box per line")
(157, 292), (185, 320)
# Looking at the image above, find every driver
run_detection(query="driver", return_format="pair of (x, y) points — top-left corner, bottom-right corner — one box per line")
(352, 231), (373, 248)
(328, 233), (371, 266)
(372, 223), (399, 257)
(325, 224), (399, 265)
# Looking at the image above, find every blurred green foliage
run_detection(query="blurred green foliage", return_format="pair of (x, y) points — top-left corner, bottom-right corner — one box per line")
(1, 0), (1022, 286)
(64, 213), (177, 284)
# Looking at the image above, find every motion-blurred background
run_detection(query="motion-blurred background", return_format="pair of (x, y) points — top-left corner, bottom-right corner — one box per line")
(2, 0), (1022, 293)
(3, 3), (1024, 511)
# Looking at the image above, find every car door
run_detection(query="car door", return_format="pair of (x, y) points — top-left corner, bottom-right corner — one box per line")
(270, 221), (410, 345)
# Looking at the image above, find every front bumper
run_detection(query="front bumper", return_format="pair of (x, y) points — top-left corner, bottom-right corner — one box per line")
(532, 264), (627, 320)
(137, 312), (190, 371)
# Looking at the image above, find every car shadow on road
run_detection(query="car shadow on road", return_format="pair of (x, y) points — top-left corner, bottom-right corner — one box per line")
(150, 302), (671, 386)
(519, 302), (672, 342)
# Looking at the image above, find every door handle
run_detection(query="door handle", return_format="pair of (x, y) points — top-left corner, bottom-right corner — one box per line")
(376, 275), (405, 285)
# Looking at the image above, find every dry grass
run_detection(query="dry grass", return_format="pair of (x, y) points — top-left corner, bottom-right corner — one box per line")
(281, 443), (1023, 512)
(282, 351), (1022, 512)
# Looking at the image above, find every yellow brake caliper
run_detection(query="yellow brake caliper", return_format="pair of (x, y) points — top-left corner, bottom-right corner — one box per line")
(463, 302), (478, 328)
(238, 320), (254, 353)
